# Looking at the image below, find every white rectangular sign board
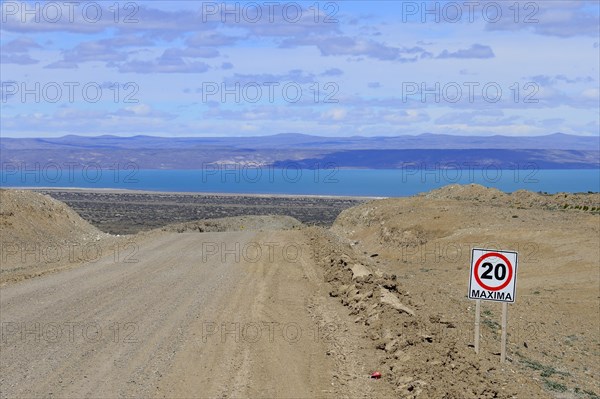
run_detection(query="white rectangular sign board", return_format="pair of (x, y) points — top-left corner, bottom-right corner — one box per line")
(468, 248), (518, 303)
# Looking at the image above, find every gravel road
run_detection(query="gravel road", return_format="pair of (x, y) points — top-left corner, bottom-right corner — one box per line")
(0, 230), (394, 398)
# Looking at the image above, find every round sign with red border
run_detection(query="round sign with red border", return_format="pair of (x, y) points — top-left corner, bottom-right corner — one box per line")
(468, 248), (518, 303)
(473, 252), (513, 291)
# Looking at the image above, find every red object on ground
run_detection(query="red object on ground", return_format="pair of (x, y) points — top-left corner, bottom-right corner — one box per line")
(371, 371), (382, 379)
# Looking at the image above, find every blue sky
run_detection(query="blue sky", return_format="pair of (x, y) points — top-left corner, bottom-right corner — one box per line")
(1, 0), (599, 137)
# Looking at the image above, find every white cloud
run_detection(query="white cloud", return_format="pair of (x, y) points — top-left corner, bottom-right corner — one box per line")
(0, 1), (597, 137)
(323, 108), (347, 121)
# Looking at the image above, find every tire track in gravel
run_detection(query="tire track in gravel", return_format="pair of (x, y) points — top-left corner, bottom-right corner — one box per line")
(1, 229), (396, 399)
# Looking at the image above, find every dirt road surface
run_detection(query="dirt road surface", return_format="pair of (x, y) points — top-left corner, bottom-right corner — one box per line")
(3, 187), (597, 398)
(0, 230), (394, 398)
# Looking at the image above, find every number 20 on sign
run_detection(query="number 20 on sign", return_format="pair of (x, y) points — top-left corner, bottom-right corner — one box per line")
(469, 248), (518, 302)
(468, 248), (518, 363)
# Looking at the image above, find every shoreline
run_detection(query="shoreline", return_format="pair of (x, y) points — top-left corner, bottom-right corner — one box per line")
(6, 186), (387, 200)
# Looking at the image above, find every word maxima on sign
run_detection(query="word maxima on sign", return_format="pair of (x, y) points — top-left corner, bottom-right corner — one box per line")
(468, 248), (518, 303)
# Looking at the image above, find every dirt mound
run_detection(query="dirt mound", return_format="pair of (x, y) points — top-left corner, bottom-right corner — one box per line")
(422, 183), (508, 203)
(422, 183), (599, 212)
(161, 215), (303, 233)
(331, 197), (451, 252)
(0, 189), (119, 284)
(327, 184), (599, 397)
(0, 189), (106, 243)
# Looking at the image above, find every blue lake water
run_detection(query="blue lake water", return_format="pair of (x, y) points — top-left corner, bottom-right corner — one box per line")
(1, 167), (598, 197)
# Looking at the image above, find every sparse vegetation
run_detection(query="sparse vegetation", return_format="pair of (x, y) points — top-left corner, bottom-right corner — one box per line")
(38, 190), (364, 234)
(512, 353), (578, 394)
(565, 334), (579, 344)
(519, 356), (570, 383)
(543, 379), (567, 393)
(482, 318), (501, 331)
(583, 389), (600, 399)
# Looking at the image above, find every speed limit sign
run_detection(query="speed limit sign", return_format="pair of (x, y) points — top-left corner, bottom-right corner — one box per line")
(468, 248), (518, 303)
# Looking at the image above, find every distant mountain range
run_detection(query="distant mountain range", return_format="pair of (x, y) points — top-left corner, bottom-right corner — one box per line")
(1, 133), (598, 169)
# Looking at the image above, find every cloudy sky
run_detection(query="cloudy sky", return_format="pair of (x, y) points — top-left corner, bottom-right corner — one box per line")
(1, 0), (598, 137)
